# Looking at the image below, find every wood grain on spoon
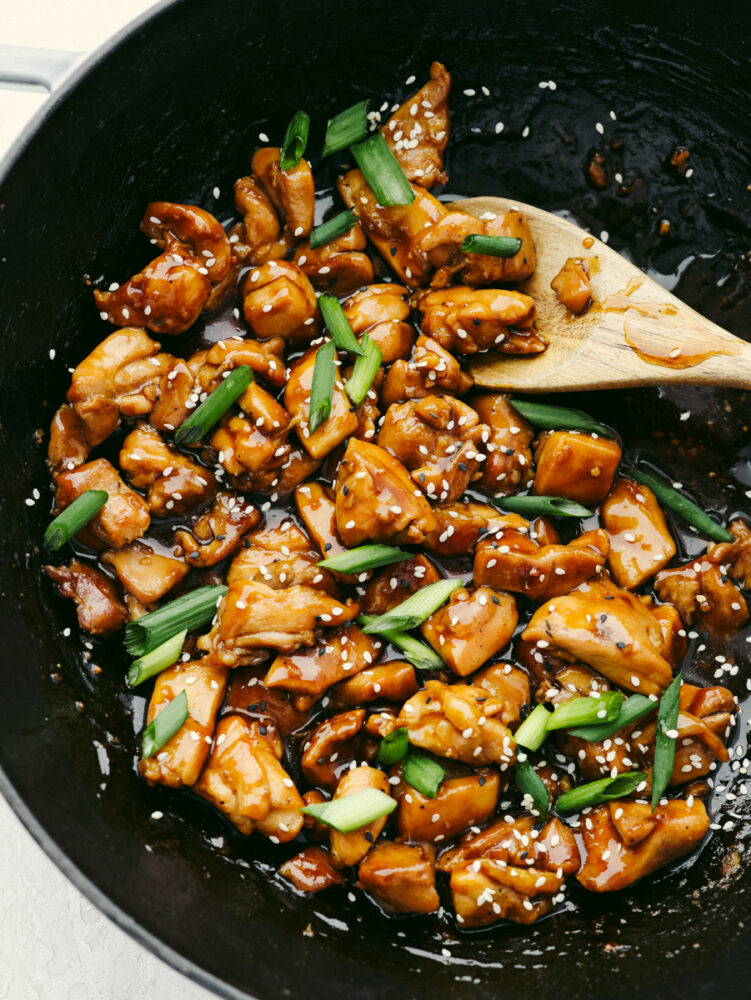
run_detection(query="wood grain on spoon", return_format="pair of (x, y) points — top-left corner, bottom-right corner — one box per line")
(455, 196), (751, 392)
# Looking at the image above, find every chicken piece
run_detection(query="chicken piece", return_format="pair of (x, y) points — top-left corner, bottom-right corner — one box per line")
(233, 175), (291, 265)
(174, 492), (260, 568)
(194, 336), (287, 391)
(295, 482), (347, 560)
(361, 555), (440, 615)
(416, 286), (541, 355)
(439, 814), (579, 874)
(551, 257), (591, 314)
(44, 559), (128, 636)
(265, 625), (382, 698)
(474, 525), (610, 601)
(242, 261), (318, 342)
(421, 210), (536, 287)
(343, 283), (415, 364)
(724, 518), (751, 589)
(119, 424), (216, 516)
(334, 438), (437, 546)
(378, 395), (489, 503)
(329, 766), (393, 868)
(655, 555), (748, 636)
(358, 842), (439, 914)
(293, 224), (373, 295)
(94, 250), (211, 335)
(351, 366), (383, 445)
(210, 381), (292, 479)
(101, 541), (188, 604)
(300, 709), (366, 789)
(140, 201), (231, 282)
(382, 61), (450, 189)
(338, 168), (446, 288)
(285, 346), (359, 460)
(421, 587), (518, 677)
(148, 357), (195, 433)
(279, 846), (346, 893)
(601, 478), (676, 589)
(526, 656), (611, 707)
(331, 660), (418, 708)
(139, 660), (228, 788)
(522, 576), (674, 696)
(399, 680), (516, 767)
(251, 146), (315, 238)
(396, 769), (500, 842)
(54, 458), (150, 550)
(381, 334), (473, 409)
(556, 711), (648, 783)
(470, 663), (530, 728)
(236, 444), (322, 498)
(421, 501), (509, 558)
(471, 392), (535, 495)
(48, 405), (90, 473)
(227, 521), (334, 592)
(532, 431), (622, 506)
(646, 599), (687, 667)
(66, 328), (166, 448)
(577, 798), (710, 892)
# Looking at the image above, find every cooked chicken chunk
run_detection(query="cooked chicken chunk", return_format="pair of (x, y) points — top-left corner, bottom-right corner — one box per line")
(174, 492), (260, 567)
(329, 765), (393, 868)
(293, 224), (373, 295)
(119, 424), (216, 516)
(654, 555), (748, 636)
(101, 541), (188, 605)
(646, 599), (687, 667)
(210, 381), (292, 480)
(382, 61), (450, 189)
(381, 334), (473, 407)
(234, 175), (291, 265)
(358, 842), (440, 914)
(532, 431), (622, 506)
(421, 209), (536, 286)
(149, 357), (195, 433)
(48, 404), (91, 474)
(421, 500), (509, 557)
(54, 458), (151, 549)
(551, 257), (591, 314)
(279, 846), (346, 893)
(470, 662), (530, 727)
(361, 555), (441, 615)
(242, 261), (318, 342)
(471, 392), (535, 495)
(285, 346), (359, 459)
(192, 336), (287, 391)
(265, 625), (382, 698)
(416, 286), (542, 355)
(251, 146), (315, 239)
(44, 559), (128, 636)
(396, 769), (500, 842)
(295, 482), (348, 562)
(331, 660), (418, 708)
(227, 521), (334, 592)
(724, 518), (751, 589)
(601, 478), (675, 588)
(343, 283), (415, 365)
(300, 709), (366, 788)
(421, 586), (518, 676)
(140, 201), (231, 282)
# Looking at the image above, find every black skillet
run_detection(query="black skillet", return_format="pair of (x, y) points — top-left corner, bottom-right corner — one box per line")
(1, 0), (750, 997)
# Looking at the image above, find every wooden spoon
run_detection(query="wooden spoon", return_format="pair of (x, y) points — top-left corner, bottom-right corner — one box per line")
(454, 196), (751, 392)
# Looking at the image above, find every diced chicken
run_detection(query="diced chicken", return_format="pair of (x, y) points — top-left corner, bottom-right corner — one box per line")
(265, 625), (382, 698)
(398, 680), (516, 767)
(577, 798), (710, 892)
(279, 846), (346, 893)
(381, 334), (473, 407)
(210, 381), (292, 480)
(421, 501), (509, 558)
(238, 443), (322, 497)
(381, 61), (450, 189)
(334, 438), (437, 546)
(119, 424), (216, 516)
(421, 209), (536, 286)
(295, 482), (348, 560)
(601, 478), (676, 588)
(234, 175), (291, 265)
(396, 769), (500, 842)
(149, 358), (195, 433)
(101, 541), (188, 604)
(48, 405), (90, 474)
(174, 492), (260, 567)
(471, 393), (535, 495)
(358, 842), (439, 914)
(329, 765), (393, 868)
(416, 286), (542, 355)
(140, 201), (231, 282)
(139, 659), (228, 788)
(293, 224), (373, 295)
(251, 146), (315, 238)
(331, 660), (418, 708)
(361, 555), (441, 615)
(551, 257), (591, 314)
(222, 667), (311, 740)
(285, 346), (359, 459)
(421, 586), (518, 676)
(654, 555), (748, 636)
(193, 336), (287, 392)
(343, 283), (415, 364)
(44, 559), (128, 636)
(532, 431), (622, 506)
(439, 814), (579, 874)
(54, 458), (151, 549)
(724, 518), (751, 589)
(242, 261), (318, 342)
(227, 520), (335, 592)
(645, 598), (687, 667)
(351, 366), (383, 445)
(300, 709), (366, 788)
(469, 663), (531, 728)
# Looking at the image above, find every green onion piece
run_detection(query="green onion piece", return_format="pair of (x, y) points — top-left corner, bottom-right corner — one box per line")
(318, 544), (408, 574)
(547, 691), (624, 731)
(402, 751), (445, 799)
(350, 132), (415, 207)
(301, 788), (396, 833)
(142, 689), (189, 759)
(567, 694), (656, 741)
(513, 758), (550, 819)
(361, 578), (464, 634)
(44, 489), (108, 550)
(308, 340), (337, 433)
(631, 467), (733, 543)
(279, 109), (310, 171)
(318, 293), (364, 356)
(175, 366), (254, 446)
(460, 234), (523, 257)
(323, 99), (369, 157)
(509, 398), (614, 438)
(127, 630), (187, 687)
(310, 208), (359, 250)
(345, 334), (382, 407)
(494, 495), (593, 519)
(378, 727), (409, 766)
(124, 585), (228, 657)
(514, 704), (552, 751)
(359, 616), (444, 670)
(651, 672), (682, 811)
(556, 771), (648, 814)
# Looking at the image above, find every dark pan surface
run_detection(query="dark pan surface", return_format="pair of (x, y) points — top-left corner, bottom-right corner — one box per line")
(0, 1), (750, 998)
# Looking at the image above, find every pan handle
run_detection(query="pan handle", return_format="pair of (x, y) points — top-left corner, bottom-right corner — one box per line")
(0, 45), (82, 91)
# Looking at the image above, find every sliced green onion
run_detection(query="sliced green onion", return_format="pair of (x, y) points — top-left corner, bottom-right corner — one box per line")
(509, 398), (614, 438)
(44, 489), (108, 550)
(318, 544), (408, 574)
(124, 584), (228, 657)
(301, 788), (396, 833)
(350, 132), (415, 207)
(631, 467), (733, 543)
(323, 100), (369, 157)
(142, 689), (189, 759)
(310, 208), (359, 250)
(127, 629), (187, 687)
(318, 293), (364, 355)
(279, 110), (310, 171)
(547, 692), (624, 731)
(461, 234), (523, 257)
(402, 751), (445, 799)
(359, 616), (444, 670)
(308, 340), (337, 433)
(378, 727), (409, 766)
(567, 694), (656, 741)
(361, 578), (463, 634)
(345, 334), (382, 407)
(556, 771), (648, 814)
(651, 672), (682, 811)
(514, 704), (552, 751)
(175, 366), (254, 446)
(494, 495), (593, 519)
(513, 757), (549, 819)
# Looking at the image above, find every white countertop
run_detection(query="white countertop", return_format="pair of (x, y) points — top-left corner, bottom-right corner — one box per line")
(0, 3), (218, 996)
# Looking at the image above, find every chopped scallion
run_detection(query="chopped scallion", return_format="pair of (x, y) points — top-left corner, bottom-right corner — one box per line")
(509, 399), (614, 438)
(513, 757), (549, 819)
(494, 495), (593, 518)
(567, 694), (656, 741)
(124, 585), (228, 657)
(127, 630), (187, 687)
(345, 334), (382, 407)
(44, 489), (108, 550)
(308, 340), (337, 433)
(378, 727), (409, 766)
(631, 467), (733, 543)
(350, 132), (415, 206)
(310, 208), (359, 250)
(461, 234), (523, 257)
(300, 788), (396, 833)
(279, 110), (310, 171)
(547, 692), (624, 731)
(556, 771), (648, 814)
(175, 366), (254, 447)
(142, 689), (189, 759)
(361, 578), (463, 634)
(323, 100), (369, 157)
(513, 704), (552, 751)
(358, 616), (444, 671)
(402, 751), (445, 799)
(318, 544), (408, 574)
(318, 293), (364, 355)
(651, 672), (682, 810)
